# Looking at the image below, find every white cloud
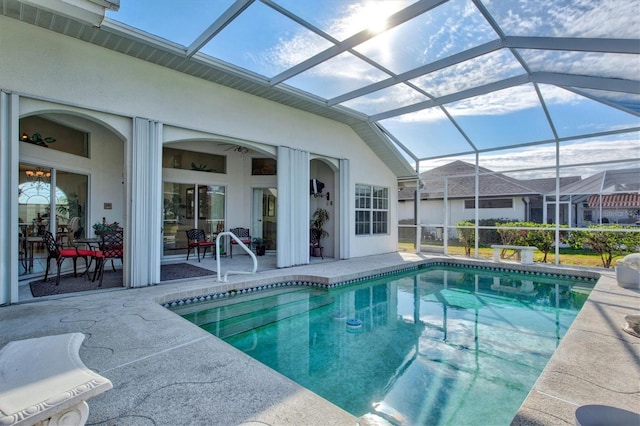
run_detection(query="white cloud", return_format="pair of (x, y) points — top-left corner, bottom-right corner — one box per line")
(420, 136), (640, 178)
(343, 83), (430, 113)
(485, 0), (639, 38)
(412, 49), (524, 97)
(447, 84), (541, 116)
(520, 50), (639, 81)
(551, 0), (640, 38)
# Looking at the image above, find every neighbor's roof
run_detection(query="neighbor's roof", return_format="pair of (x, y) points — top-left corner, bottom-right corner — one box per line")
(547, 168), (640, 195)
(587, 193), (640, 208)
(398, 160), (583, 200)
(2, 0), (639, 178)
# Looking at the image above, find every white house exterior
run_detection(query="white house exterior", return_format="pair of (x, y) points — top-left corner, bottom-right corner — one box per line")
(400, 162), (640, 243)
(398, 161), (581, 239)
(0, 1), (416, 304)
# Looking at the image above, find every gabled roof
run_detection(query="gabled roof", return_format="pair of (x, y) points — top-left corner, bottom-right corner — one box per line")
(547, 168), (640, 195)
(520, 177), (581, 194)
(426, 161), (536, 198)
(398, 160), (583, 200)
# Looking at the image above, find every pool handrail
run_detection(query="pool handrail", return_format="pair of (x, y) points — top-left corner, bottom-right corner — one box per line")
(216, 231), (257, 282)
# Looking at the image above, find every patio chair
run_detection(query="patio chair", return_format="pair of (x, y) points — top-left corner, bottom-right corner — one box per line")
(65, 216), (82, 246)
(41, 230), (93, 285)
(185, 229), (215, 262)
(229, 227), (251, 258)
(92, 229), (124, 287)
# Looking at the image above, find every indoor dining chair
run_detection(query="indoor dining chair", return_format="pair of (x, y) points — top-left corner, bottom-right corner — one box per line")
(185, 229), (215, 262)
(228, 227), (251, 258)
(92, 229), (124, 287)
(41, 230), (93, 285)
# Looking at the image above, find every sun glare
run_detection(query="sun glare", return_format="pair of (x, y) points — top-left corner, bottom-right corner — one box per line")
(368, 15), (389, 35)
(348, 2), (401, 36)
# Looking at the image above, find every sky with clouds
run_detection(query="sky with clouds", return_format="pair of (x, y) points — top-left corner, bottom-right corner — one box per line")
(107, 0), (639, 175)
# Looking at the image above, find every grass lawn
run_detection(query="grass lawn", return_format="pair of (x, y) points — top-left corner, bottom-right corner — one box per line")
(399, 242), (618, 269)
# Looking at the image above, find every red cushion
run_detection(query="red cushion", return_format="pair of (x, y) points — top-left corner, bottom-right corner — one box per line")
(59, 248), (79, 257)
(198, 242), (214, 246)
(188, 242), (199, 247)
(98, 250), (122, 258)
(76, 249), (95, 257)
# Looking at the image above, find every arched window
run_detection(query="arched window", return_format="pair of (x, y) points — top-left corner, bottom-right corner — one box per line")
(18, 182), (68, 205)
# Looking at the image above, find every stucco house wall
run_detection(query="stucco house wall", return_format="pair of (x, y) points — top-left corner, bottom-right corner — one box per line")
(0, 14), (400, 302)
(399, 197), (526, 229)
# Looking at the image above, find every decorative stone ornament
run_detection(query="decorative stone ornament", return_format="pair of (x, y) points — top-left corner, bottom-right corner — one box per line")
(0, 333), (112, 426)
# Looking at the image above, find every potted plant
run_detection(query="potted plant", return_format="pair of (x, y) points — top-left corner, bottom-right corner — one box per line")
(310, 208), (329, 257)
(252, 237), (268, 256)
(93, 218), (120, 236)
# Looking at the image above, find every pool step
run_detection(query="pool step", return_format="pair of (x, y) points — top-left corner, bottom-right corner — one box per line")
(196, 292), (335, 339)
(181, 288), (323, 325)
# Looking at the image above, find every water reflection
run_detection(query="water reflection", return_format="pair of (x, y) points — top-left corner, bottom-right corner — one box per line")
(181, 267), (592, 425)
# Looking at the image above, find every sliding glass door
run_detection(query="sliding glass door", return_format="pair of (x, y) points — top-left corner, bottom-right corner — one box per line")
(163, 182), (225, 257)
(18, 163), (88, 276)
(252, 187), (277, 251)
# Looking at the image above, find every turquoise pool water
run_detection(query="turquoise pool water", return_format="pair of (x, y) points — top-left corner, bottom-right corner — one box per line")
(175, 265), (594, 425)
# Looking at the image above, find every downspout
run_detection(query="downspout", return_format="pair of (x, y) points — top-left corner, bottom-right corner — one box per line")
(522, 197), (530, 222)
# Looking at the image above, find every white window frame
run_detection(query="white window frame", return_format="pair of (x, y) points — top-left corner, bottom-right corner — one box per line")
(355, 184), (389, 235)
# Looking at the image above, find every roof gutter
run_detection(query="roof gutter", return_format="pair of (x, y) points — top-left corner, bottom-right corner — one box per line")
(18, 0), (119, 27)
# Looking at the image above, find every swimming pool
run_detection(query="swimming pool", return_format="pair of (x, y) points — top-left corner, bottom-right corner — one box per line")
(173, 265), (594, 425)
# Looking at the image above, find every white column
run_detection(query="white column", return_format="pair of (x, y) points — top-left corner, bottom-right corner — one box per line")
(339, 159), (350, 259)
(277, 147), (310, 268)
(128, 117), (162, 287)
(0, 91), (19, 304)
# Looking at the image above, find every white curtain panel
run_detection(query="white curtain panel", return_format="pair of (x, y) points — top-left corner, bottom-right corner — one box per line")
(0, 91), (19, 304)
(277, 146), (309, 268)
(339, 158), (350, 259)
(130, 117), (162, 287)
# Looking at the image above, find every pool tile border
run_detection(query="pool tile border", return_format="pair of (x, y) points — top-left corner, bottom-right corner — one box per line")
(160, 258), (598, 309)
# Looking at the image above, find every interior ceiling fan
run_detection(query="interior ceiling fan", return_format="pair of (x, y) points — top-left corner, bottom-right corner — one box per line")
(218, 143), (254, 154)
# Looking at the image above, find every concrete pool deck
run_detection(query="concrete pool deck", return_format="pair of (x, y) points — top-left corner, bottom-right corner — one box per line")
(1, 252), (638, 425)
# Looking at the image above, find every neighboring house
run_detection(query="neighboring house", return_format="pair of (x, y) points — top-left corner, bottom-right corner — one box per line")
(543, 168), (640, 226)
(398, 161), (581, 235)
(399, 161), (640, 235)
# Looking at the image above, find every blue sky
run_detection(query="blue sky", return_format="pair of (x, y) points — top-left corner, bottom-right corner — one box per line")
(106, 0), (640, 175)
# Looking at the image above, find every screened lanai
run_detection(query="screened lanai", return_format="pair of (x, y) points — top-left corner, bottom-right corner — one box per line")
(97, 0), (639, 165)
(104, 0), (640, 261)
(2, 0), (639, 266)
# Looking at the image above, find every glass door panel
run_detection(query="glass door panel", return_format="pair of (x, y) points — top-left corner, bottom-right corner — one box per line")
(18, 164), (88, 276)
(163, 182), (194, 256)
(18, 163), (52, 238)
(55, 170), (88, 245)
(18, 163), (52, 276)
(252, 188), (277, 250)
(203, 185), (225, 238)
